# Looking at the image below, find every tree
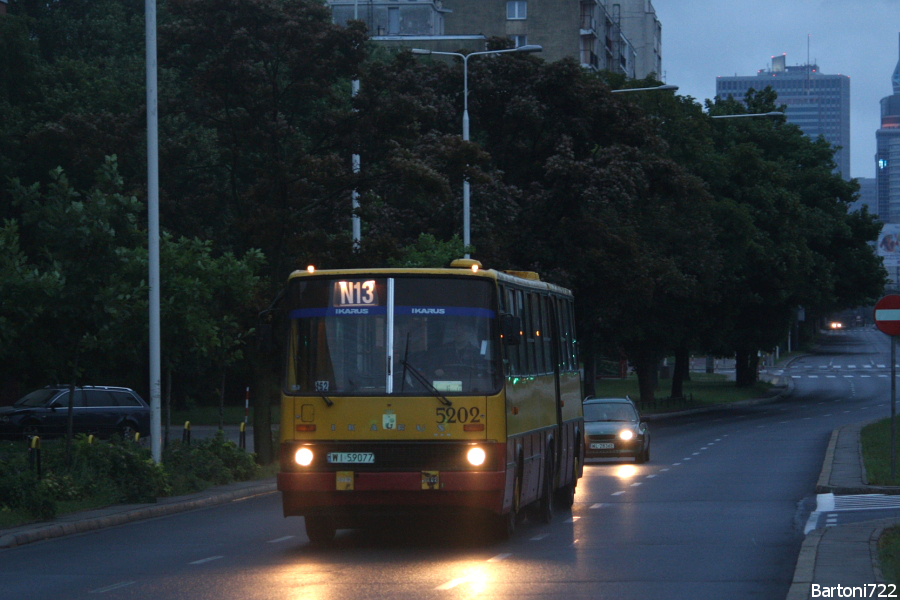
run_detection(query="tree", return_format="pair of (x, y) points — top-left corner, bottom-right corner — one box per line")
(8, 157), (146, 460)
(161, 0), (368, 462)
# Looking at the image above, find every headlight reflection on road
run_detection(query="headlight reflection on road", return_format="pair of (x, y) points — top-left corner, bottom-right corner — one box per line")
(616, 464), (638, 479)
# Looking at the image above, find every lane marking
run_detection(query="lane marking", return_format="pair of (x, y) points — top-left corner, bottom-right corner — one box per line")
(630, 482), (642, 487)
(590, 503), (604, 509)
(565, 516), (581, 522)
(189, 556), (223, 565)
(436, 577), (470, 590)
(611, 491), (625, 496)
(90, 582), (136, 594)
(488, 553), (511, 562)
(531, 533), (549, 541)
(267, 536), (294, 543)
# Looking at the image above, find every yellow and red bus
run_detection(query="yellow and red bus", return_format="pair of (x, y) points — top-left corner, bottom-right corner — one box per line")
(276, 259), (583, 542)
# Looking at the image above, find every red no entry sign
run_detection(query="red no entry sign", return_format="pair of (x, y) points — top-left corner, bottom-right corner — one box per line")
(875, 295), (900, 336)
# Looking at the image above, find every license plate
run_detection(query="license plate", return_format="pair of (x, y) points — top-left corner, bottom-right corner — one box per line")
(590, 443), (615, 450)
(327, 452), (374, 464)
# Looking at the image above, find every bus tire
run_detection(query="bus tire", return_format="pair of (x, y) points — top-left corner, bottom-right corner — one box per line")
(533, 451), (554, 524)
(554, 455), (578, 509)
(305, 516), (336, 545)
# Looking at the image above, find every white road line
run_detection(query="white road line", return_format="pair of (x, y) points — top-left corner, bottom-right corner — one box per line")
(267, 536), (294, 543)
(531, 533), (549, 541)
(660, 468), (670, 472)
(646, 474), (657, 478)
(611, 491), (626, 496)
(590, 503), (604, 509)
(436, 577), (470, 590)
(488, 553), (511, 562)
(631, 482), (642, 487)
(566, 516), (581, 522)
(189, 556), (223, 565)
(90, 582), (136, 594)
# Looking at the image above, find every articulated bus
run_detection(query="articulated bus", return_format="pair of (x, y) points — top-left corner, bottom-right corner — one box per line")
(276, 259), (583, 542)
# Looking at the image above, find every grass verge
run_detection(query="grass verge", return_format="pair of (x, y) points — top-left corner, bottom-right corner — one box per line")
(594, 373), (774, 414)
(860, 418), (900, 486)
(880, 524), (900, 584)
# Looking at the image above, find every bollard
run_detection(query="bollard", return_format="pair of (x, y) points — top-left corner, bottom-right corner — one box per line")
(239, 422), (246, 450)
(28, 436), (42, 479)
(88, 434), (95, 445)
(134, 431), (140, 443)
(182, 421), (191, 444)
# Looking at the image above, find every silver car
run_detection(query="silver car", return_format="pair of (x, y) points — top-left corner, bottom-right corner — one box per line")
(583, 397), (650, 463)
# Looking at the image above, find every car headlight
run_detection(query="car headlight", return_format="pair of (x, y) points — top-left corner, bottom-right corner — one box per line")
(294, 447), (314, 467)
(619, 429), (634, 441)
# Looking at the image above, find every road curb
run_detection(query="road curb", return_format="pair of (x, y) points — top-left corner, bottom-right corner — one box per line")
(0, 481), (277, 549)
(786, 527), (824, 600)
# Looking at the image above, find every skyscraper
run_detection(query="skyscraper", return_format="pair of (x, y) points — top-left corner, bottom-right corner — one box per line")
(876, 34), (900, 222)
(715, 55), (851, 179)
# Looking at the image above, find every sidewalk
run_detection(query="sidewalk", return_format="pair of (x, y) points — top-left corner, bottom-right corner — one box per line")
(786, 421), (900, 599)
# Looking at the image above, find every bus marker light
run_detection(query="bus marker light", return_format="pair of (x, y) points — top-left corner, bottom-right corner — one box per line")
(296, 424), (316, 432)
(464, 423), (485, 432)
(307, 265), (315, 273)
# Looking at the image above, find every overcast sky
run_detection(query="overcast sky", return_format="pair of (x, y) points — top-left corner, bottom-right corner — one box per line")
(654, 0), (899, 179)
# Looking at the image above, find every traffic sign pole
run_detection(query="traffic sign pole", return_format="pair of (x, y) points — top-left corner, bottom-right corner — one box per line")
(874, 295), (900, 480)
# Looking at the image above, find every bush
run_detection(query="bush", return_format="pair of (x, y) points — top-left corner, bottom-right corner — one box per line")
(163, 431), (259, 495)
(0, 431), (258, 525)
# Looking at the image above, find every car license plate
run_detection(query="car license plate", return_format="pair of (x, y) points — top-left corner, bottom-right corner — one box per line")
(590, 443), (615, 450)
(327, 452), (374, 464)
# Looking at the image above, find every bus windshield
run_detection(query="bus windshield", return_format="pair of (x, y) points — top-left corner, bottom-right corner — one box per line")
(285, 276), (501, 396)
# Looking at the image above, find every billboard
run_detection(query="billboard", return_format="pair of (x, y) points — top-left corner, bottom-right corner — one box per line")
(878, 224), (900, 269)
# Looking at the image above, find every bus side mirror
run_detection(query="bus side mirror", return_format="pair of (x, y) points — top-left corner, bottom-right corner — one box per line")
(500, 315), (521, 345)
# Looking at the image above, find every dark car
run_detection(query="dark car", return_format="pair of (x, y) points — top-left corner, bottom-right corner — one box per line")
(583, 396), (650, 463)
(0, 386), (150, 440)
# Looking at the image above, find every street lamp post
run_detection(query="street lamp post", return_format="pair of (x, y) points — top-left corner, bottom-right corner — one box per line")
(411, 45), (542, 258)
(710, 111), (784, 119)
(611, 83), (679, 93)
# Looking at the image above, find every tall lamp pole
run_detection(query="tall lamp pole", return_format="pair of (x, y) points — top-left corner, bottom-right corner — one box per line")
(145, 0), (161, 462)
(412, 45), (542, 258)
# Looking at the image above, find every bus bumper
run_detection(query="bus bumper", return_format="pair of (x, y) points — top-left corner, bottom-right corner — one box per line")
(277, 470), (507, 519)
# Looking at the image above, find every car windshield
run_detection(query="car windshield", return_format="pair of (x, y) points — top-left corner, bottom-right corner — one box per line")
(584, 402), (637, 422)
(285, 276), (501, 396)
(14, 389), (59, 407)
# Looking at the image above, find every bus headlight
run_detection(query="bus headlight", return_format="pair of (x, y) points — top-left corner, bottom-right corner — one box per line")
(619, 430), (634, 441)
(467, 447), (486, 466)
(295, 447), (314, 467)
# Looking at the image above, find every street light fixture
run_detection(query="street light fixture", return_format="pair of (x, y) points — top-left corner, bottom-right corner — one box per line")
(710, 111), (784, 119)
(611, 83), (679, 93)
(411, 45), (543, 258)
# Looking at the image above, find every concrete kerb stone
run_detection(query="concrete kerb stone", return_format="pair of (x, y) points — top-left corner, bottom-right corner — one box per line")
(0, 480), (276, 549)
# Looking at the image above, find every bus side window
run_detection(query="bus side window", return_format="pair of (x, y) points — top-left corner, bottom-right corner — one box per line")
(503, 286), (521, 375)
(529, 292), (543, 374)
(565, 300), (577, 369)
(542, 295), (554, 373)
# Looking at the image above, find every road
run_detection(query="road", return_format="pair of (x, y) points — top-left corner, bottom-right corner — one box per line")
(1, 327), (893, 599)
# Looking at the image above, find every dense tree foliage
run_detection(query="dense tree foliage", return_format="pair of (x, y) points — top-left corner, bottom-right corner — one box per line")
(0, 0), (887, 443)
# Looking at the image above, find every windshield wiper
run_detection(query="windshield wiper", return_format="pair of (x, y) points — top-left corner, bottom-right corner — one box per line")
(399, 359), (452, 407)
(320, 394), (333, 407)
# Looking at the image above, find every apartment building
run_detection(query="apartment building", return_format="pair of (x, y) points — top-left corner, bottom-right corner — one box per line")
(329, 0), (663, 80)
